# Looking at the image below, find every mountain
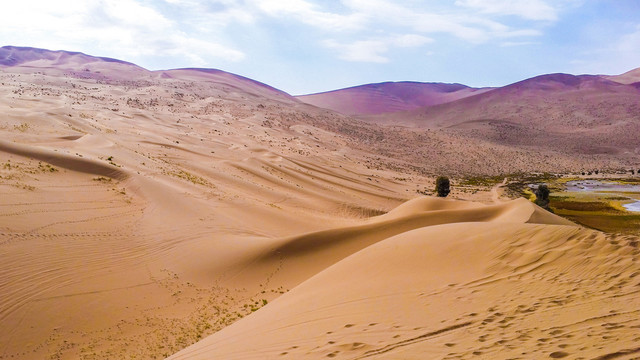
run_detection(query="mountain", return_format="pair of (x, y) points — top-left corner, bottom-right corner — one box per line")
(296, 81), (492, 116)
(0, 46), (295, 101)
(0, 45), (149, 80)
(371, 73), (640, 156)
(405, 73), (640, 127)
(0, 46), (140, 68)
(160, 68), (297, 102)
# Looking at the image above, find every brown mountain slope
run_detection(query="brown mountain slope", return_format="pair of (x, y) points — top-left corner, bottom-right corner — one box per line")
(372, 73), (640, 157)
(0, 46), (296, 101)
(296, 82), (492, 116)
(160, 68), (298, 102)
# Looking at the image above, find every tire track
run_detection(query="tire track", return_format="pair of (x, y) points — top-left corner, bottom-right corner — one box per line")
(352, 321), (473, 359)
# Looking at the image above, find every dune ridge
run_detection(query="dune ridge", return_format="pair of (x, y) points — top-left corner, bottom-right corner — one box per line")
(0, 139), (128, 180)
(169, 198), (640, 360)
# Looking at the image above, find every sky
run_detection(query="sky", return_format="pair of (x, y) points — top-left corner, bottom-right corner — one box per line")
(1, 0), (639, 94)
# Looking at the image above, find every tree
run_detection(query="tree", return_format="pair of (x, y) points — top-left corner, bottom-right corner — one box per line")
(435, 176), (450, 197)
(534, 184), (550, 209)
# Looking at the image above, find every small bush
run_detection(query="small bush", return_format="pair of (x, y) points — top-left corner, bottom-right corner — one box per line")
(435, 176), (450, 197)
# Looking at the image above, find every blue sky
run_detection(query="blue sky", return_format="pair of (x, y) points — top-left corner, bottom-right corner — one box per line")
(2, 0), (639, 94)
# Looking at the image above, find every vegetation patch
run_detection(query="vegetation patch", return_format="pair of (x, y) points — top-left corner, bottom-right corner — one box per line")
(339, 203), (387, 218)
(550, 198), (620, 213)
(549, 192), (640, 234)
(460, 175), (504, 187)
(93, 176), (112, 182)
(558, 212), (640, 234)
(169, 169), (212, 187)
(13, 123), (30, 132)
(504, 172), (560, 198)
(37, 162), (58, 172)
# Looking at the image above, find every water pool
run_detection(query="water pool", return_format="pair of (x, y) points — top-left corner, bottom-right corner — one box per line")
(565, 180), (640, 212)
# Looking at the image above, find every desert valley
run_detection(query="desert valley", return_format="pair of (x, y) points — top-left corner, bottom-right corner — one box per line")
(1, 45), (640, 360)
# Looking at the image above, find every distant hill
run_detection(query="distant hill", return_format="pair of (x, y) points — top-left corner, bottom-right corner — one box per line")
(296, 81), (492, 116)
(160, 68), (297, 102)
(0, 45), (141, 68)
(0, 45), (296, 101)
(379, 73), (640, 156)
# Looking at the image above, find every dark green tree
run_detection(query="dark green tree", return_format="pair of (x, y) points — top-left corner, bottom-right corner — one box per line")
(435, 176), (450, 197)
(534, 184), (550, 209)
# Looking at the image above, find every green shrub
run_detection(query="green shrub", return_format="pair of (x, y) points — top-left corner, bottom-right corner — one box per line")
(435, 176), (450, 197)
(534, 184), (550, 208)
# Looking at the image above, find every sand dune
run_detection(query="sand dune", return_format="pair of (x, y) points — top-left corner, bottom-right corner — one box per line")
(1, 47), (639, 360)
(0, 139), (128, 180)
(169, 199), (640, 360)
(606, 66), (640, 85)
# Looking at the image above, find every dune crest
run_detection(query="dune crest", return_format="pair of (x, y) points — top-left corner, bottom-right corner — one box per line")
(0, 139), (128, 180)
(169, 199), (639, 359)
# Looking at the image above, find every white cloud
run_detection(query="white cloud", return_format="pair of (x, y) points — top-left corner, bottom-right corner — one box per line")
(323, 0), (545, 43)
(251, 0), (365, 31)
(617, 25), (640, 54)
(569, 25), (640, 76)
(500, 41), (538, 47)
(0, 0), (563, 70)
(455, 0), (558, 21)
(323, 39), (389, 63)
(323, 34), (433, 63)
(0, 0), (245, 66)
(394, 34), (432, 48)
(246, 0), (507, 43)
(95, 0), (174, 30)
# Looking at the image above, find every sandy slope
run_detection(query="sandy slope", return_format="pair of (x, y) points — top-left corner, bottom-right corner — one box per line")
(1, 47), (639, 360)
(169, 199), (640, 360)
(605, 67), (640, 85)
(0, 48), (417, 359)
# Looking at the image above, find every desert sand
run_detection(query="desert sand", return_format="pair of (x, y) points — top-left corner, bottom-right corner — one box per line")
(1, 46), (639, 360)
